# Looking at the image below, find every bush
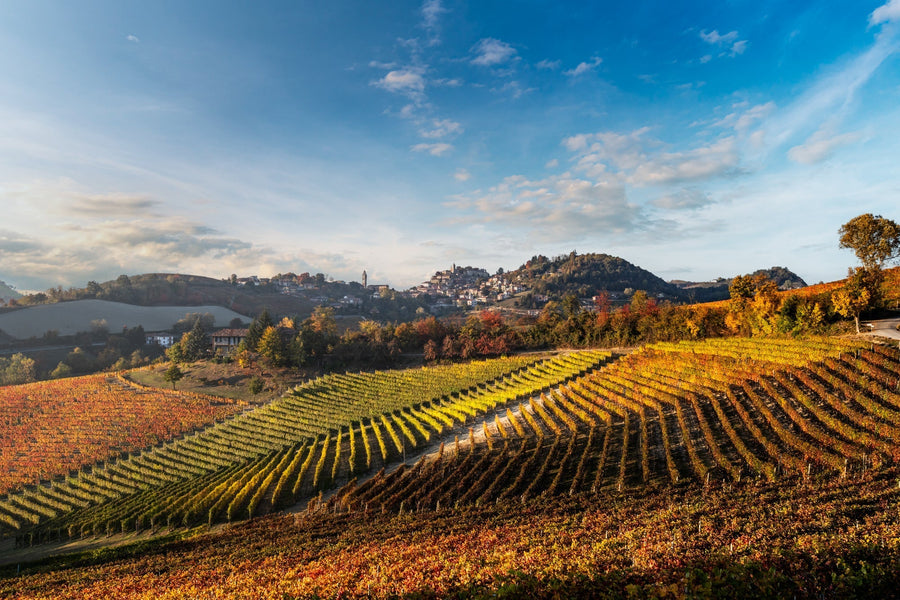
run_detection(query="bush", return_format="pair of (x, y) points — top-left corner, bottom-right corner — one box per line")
(248, 376), (264, 395)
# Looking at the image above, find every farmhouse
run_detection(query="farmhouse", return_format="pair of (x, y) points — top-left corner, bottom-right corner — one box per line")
(145, 333), (176, 348)
(212, 328), (249, 353)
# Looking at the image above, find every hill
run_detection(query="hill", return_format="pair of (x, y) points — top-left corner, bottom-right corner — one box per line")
(0, 281), (20, 304)
(670, 266), (808, 303)
(3, 337), (900, 597)
(506, 252), (686, 302)
(0, 299), (248, 339)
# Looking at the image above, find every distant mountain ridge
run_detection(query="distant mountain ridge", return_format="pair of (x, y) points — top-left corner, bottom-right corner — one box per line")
(670, 266), (808, 303)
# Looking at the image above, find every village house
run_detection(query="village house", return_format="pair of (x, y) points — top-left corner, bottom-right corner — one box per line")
(211, 328), (249, 353)
(145, 333), (176, 348)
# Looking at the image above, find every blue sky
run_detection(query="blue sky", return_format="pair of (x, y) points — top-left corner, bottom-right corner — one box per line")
(1, 1), (899, 292)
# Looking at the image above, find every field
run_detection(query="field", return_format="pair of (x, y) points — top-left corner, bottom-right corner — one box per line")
(0, 299), (247, 339)
(2, 336), (900, 597)
(0, 374), (245, 495)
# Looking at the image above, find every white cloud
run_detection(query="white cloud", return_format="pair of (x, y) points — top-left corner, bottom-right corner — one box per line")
(536, 59), (561, 70)
(564, 56), (602, 77)
(711, 101), (776, 133)
(700, 30), (739, 46)
(652, 188), (714, 210)
(699, 29), (748, 59)
(471, 38), (517, 66)
(730, 40), (749, 56)
(454, 169), (471, 181)
(787, 128), (861, 164)
(871, 0), (900, 25)
(563, 128), (739, 185)
(411, 142), (452, 156)
(446, 173), (644, 240)
(545, 159), (559, 168)
(374, 68), (426, 96)
(494, 80), (535, 98)
(421, 0), (446, 30)
(126, 34), (140, 43)
(419, 119), (463, 139)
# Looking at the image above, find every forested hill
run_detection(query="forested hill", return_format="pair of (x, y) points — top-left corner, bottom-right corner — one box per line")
(670, 266), (808, 303)
(507, 252), (687, 301)
(7, 274), (312, 318)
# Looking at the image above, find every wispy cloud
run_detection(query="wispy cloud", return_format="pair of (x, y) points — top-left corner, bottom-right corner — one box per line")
(564, 56), (602, 78)
(421, 0), (447, 45)
(67, 193), (160, 216)
(699, 29), (749, 58)
(412, 142), (452, 156)
(787, 127), (861, 164)
(754, 30), (898, 156)
(700, 30), (738, 45)
(454, 168), (470, 181)
(536, 59), (561, 70)
(470, 38), (518, 67)
(126, 34), (140, 43)
(419, 119), (463, 139)
(652, 188), (714, 210)
(421, 0), (446, 30)
(871, 0), (900, 26)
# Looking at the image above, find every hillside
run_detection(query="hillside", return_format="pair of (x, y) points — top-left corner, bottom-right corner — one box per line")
(0, 374), (244, 494)
(0, 282), (20, 304)
(507, 252), (686, 301)
(3, 337), (900, 597)
(670, 266), (808, 303)
(0, 299), (247, 339)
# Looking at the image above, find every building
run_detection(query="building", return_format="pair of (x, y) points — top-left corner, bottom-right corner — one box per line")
(145, 333), (176, 348)
(211, 328), (249, 353)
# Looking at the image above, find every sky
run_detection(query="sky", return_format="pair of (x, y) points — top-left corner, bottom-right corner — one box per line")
(1, 0), (899, 293)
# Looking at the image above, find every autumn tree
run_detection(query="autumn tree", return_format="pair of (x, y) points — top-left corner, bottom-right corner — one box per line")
(257, 325), (289, 367)
(839, 213), (900, 271)
(832, 268), (875, 333)
(244, 308), (274, 351)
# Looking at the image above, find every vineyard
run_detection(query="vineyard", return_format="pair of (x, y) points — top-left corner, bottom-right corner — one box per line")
(0, 351), (609, 540)
(4, 336), (900, 598)
(328, 337), (900, 513)
(0, 375), (244, 495)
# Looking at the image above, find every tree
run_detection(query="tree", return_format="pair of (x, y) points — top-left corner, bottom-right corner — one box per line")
(163, 363), (184, 390)
(839, 213), (900, 271)
(180, 319), (211, 362)
(832, 267), (875, 333)
(245, 308), (274, 351)
(257, 325), (288, 367)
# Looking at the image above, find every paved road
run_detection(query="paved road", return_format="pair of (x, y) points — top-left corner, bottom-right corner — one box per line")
(860, 316), (900, 341)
